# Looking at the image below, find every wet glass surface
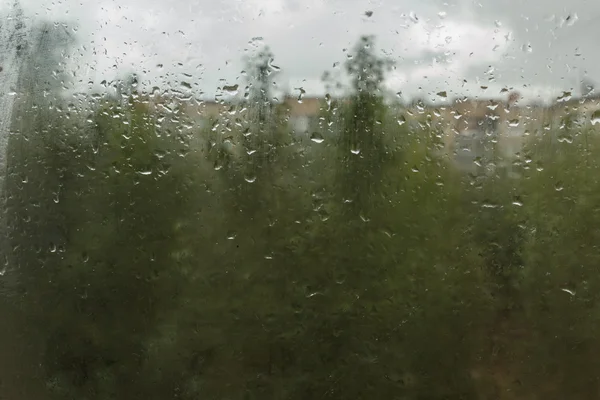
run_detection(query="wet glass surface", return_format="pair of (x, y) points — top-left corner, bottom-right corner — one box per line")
(1, 1), (600, 399)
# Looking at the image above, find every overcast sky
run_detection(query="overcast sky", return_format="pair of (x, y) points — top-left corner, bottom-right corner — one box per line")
(5, 0), (600, 103)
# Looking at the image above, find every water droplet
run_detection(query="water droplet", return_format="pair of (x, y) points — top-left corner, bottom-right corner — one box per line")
(565, 13), (578, 27)
(227, 231), (237, 240)
(508, 119), (520, 127)
(350, 148), (361, 155)
(244, 175), (256, 183)
(557, 132), (573, 144)
(591, 110), (600, 125)
(436, 91), (447, 99)
(310, 132), (325, 143)
(555, 182), (564, 191)
(482, 202), (498, 209)
(535, 161), (544, 171)
(561, 288), (575, 296)
(381, 229), (394, 238)
(223, 84), (239, 95)
(409, 11), (419, 23)
(397, 115), (406, 125)
(556, 91), (572, 102)
(268, 59), (281, 71)
(364, 10), (373, 17)
(318, 209), (330, 222)
(137, 169), (153, 176)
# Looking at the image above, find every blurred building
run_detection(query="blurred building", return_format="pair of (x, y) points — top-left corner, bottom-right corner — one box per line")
(147, 88), (600, 175)
(282, 96), (322, 134)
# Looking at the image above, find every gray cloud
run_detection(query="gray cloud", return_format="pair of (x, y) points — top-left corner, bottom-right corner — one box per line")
(5, 0), (599, 102)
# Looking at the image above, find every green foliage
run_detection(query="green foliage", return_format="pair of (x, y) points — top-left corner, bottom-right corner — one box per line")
(515, 126), (600, 398)
(336, 35), (393, 216)
(4, 25), (600, 400)
(4, 95), (207, 398)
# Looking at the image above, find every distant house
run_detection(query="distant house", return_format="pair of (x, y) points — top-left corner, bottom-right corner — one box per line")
(440, 97), (500, 173)
(183, 100), (229, 129)
(144, 89), (600, 175)
(438, 92), (531, 174)
(283, 96), (322, 134)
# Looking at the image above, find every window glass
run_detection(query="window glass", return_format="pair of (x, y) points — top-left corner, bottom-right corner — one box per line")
(0, 1), (598, 399)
